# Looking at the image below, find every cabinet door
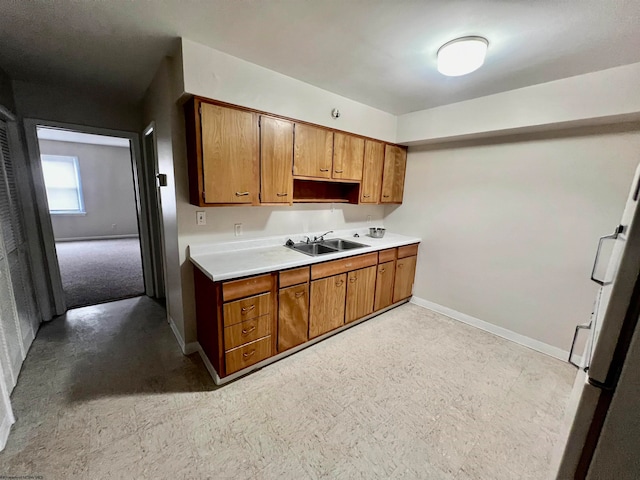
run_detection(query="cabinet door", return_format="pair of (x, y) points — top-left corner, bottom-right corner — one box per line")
(360, 140), (385, 203)
(293, 123), (333, 179)
(381, 144), (407, 204)
(260, 116), (293, 203)
(278, 283), (309, 352)
(345, 266), (376, 323)
(309, 274), (346, 338)
(201, 103), (257, 204)
(374, 260), (395, 311)
(393, 255), (417, 303)
(333, 132), (364, 181)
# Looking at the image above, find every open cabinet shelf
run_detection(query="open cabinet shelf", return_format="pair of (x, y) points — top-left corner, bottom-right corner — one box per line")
(292, 179), (360, 204)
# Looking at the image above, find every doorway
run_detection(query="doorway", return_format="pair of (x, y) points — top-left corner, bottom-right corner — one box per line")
(24, 120), (158, 315)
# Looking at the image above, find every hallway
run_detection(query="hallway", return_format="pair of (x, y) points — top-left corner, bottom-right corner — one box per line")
(0, 299), (576, 479)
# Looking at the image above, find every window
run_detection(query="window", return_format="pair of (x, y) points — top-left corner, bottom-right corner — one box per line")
(41, 155), (85, 214)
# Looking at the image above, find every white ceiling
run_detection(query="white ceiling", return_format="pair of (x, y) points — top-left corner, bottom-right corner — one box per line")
(37, 127), (130, 148)
(1, 1), (640, 114)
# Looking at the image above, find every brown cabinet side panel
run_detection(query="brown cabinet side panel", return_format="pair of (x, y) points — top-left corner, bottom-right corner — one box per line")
(278, 284), (309, 352)
(185, 98), (205, 206)
(345, 266), (377, 323)
(360, 140), (385, 203)
(333, 132), (365, 181)
(293, 123), (333, 179)
(374, 260), (396, 311)
(393, 255), (417, 303)
(260, 116), (293, 203)
(309, 274), (346, 338)
(194, 267), (224, 376)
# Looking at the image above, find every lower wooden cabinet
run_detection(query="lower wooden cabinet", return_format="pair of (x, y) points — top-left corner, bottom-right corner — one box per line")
(194, 243), (419, 381)
(374, 260), (395, 311)
(345, 266), (376, 323)
(278, 283), (309, 352)
(309, 273), (346, 338)
(393, 255), (417, 303)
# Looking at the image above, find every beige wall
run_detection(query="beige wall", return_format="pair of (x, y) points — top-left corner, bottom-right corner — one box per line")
(38, 140), (139, 240)
(385, 125), (640, 352)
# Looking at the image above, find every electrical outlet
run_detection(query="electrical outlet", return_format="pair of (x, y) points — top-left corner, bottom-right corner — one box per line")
(196, 211), (206, 226)
(111, 223), (117, 230)
(234, 223), (243, 236)
(366, 215), (372, 224)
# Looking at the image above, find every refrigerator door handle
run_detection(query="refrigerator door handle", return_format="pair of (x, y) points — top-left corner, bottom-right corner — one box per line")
(590, 225), (624, 286)
(569, 321), (592, 368)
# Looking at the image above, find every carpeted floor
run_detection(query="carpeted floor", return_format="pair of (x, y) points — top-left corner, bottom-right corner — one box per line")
(55, 238), (145, 308)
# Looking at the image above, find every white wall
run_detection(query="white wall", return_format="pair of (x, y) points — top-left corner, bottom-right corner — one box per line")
(385, 125), (640, 352)
(397, 62), (640, 145)
(180, 38), (397, 142)
(38, 140), (139, 240)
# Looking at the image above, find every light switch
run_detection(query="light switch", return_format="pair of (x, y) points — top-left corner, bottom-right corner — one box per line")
(234, 223), (243, 236)
(196, 211), (206, 226)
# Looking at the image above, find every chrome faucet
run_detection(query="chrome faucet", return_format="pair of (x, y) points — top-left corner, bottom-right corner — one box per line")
(313, 230), (333, 243)
(302, 236), (312, 244)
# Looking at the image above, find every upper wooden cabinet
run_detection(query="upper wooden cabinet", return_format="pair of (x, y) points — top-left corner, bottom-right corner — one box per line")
(381, 145), (407, 204)
(260, 116), (293, 204)
(185, 97), (408, 206)
(199, 102), (258, 205)
(293, 123), (333, 179)
(360, 140), (385, 203)
(333, 133), (364, 181)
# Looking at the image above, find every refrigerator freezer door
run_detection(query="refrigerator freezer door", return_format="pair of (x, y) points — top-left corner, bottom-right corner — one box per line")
(587, 166), (640, 386)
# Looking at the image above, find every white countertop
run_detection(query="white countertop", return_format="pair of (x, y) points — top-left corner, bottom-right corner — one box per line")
(188, 229), (421, 282)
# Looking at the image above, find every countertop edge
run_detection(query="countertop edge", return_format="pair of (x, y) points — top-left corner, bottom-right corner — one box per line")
(189, 235), (421, 282)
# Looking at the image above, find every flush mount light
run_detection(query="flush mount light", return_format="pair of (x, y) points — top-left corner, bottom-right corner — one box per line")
(437, 36), (488, 76)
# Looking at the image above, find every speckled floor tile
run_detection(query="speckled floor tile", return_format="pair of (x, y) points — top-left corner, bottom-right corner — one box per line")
(0, 297), (576, 479)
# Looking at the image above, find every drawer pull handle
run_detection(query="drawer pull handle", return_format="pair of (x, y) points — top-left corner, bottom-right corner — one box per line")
(243, 350), (256, 359)
(242, 326), (256, 335)
(335, 280), (344, 287)
(295, 291), (305, 298)
(398, 264), (404, 269)
(349, 277), (357, 283)
(363, 194), (371, 198)
(334, 169), (344, 173)
(276, 192), (288, 197)
(379, 268), (386, 273)
(320, 168), (329, 172)
(235, 191), (250, 197)
(241, 305), (255, 314)
(383, 194), (390, 198)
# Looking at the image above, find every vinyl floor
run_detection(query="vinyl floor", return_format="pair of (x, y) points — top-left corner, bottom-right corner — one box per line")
(1, 297), (576, 479)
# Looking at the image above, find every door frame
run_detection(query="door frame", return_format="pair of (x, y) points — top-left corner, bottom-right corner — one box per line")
(23, 118), (155, 315)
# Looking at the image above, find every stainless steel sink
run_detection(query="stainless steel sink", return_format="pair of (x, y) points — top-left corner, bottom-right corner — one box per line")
(321, 239), (368, 250)
(285, 238), (369, 256)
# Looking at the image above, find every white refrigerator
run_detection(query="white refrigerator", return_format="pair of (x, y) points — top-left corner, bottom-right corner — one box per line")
(553, 163), (640, 479)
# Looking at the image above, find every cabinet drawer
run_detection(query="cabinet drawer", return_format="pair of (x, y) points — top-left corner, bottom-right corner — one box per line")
(225, 336), (272, 375)
(397, 243), (419, 259)
(311, 252), (378, 280)
(279, 266), (310, 288)
(224, 314), (272, 351)
(378, 248), (397, 263)
(223, 292), (271, 327)
(222, 274), (273, 302)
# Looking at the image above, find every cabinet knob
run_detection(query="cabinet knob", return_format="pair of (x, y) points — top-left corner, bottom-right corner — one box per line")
(320, 168), (329, 172)
(335, 280), (344, 287)
(334, 169), (344, 173)
(349, 277), (357, 283)
(242, 325), (256, 335)
(276, 192), (288, 197)
(383, 194), (390, 198)
(295, 291), (305, 298)
(241, 305), (255, 313)
(363, 194), (371, 198)
(379, 268), (386, 273)
(398, 264), (404, 269)
(235, 191), (250, 196)
(243, 350), (256, 359)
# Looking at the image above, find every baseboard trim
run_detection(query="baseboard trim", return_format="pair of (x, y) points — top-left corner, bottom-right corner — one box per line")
(0, 407), (15, 451)
(55, 234), (139, 242)
(410, 296), (581, 365)
(167, 315), (199, 355)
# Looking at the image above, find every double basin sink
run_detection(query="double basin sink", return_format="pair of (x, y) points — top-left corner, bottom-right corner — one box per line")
(286, 238), (369, 257)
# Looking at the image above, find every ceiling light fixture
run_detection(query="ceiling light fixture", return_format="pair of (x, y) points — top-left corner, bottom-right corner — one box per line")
(437, 36), (488, 77)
